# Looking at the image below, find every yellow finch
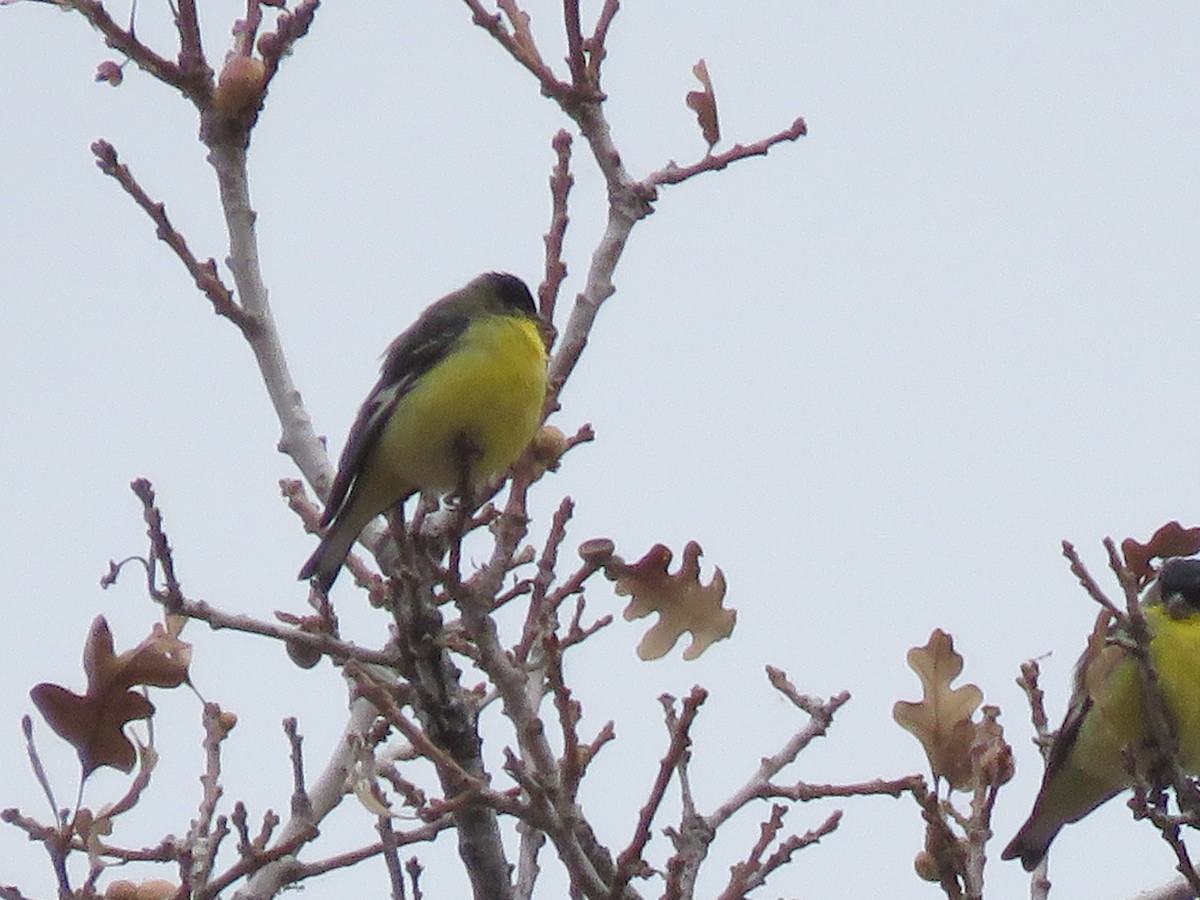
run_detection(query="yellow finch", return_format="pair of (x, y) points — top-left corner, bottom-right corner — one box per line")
(299, 272), (548, 591)
(1002, 557), (1200, 869)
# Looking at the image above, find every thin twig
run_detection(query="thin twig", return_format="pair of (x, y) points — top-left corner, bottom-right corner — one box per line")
(718, 807), (841, 900)
(646, 117), (808, 186)
(62, 0), (212, 99)
(128, 478), (185, 609)
(539, 129), (573, 331)
(1061, 540), (1121, 615)
(91, 142), (246, 330)
(612, 688), (708, 891)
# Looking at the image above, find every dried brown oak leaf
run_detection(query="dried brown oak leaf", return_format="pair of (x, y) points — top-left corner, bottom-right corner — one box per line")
(1121, 521), (1200, 583)
(685, 59), (720, 150)
(893, 628), (982, 791)
(972, 704), (1014, 787)
(605, 541), (734, 660)
(31, 616), (191, 776)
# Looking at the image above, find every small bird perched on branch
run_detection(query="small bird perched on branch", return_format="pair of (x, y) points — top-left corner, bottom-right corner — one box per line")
(1002, 557), (1200, 870)
(299, 272), (548, 591)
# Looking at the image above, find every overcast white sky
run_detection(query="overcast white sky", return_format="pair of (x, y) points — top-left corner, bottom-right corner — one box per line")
(3, 2), (1200, 897)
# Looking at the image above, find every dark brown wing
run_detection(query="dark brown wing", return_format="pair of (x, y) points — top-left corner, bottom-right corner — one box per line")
(1033, 622), (1124, 798)
(319, 294), (475, 527)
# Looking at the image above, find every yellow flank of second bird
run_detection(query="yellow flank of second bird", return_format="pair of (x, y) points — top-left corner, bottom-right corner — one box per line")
(1003, 558), (1200, 870)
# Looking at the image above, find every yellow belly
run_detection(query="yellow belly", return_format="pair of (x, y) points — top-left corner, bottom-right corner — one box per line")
(1086, 605), (1200, 779)
(368, 313), (547, 494)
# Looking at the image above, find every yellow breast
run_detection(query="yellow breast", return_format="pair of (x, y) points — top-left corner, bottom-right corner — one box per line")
(1149, 605), (1200, 769)
(1089, 605), (1200, 776)
(372, 313), (548, 493)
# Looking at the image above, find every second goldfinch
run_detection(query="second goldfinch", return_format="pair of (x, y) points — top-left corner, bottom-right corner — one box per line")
(1002, 557), (1200, 870)
(299, 272), (548, 591)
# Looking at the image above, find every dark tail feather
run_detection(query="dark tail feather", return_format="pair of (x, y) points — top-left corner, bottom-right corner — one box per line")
(298, 526), (357, 593)
(1001, 819), (1060, 872)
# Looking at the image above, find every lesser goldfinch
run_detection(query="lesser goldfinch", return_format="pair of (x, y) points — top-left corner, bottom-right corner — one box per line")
(298, 272), (548, 591)
(1002, 557), (1200, 870)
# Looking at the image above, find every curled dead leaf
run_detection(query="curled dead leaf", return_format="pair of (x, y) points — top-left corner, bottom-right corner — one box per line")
(111, 620), (192, 689)
(602, 541), (734, 660)
(95, 60), (123, 87)
(75, 806), (113, 872)
(31, 617), (191, 776)
(892, 629), (982, 791)
(685, 59), (720, 149)
(972, 704), (1014, 787)
(1122, 521), (1200, 583)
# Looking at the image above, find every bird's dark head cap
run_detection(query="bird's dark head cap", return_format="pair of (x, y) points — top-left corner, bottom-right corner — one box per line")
(1156, 557), (1200, 617)
(478, 272), (537, 319)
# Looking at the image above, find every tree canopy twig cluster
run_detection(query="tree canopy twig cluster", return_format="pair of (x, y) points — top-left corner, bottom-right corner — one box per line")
(6, 2), (1200, 900)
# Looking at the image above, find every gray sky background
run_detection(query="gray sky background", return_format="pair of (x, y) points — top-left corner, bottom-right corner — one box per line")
(3, 2), (1199, 897)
